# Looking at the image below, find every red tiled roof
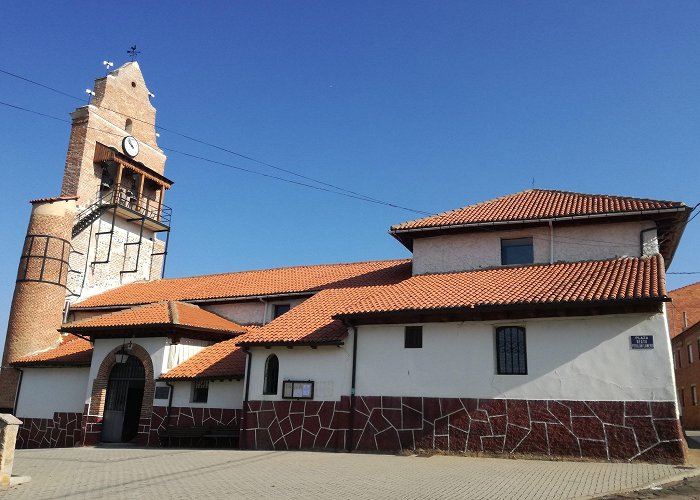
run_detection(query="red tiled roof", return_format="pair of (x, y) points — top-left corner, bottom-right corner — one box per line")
(236, 287), (386, 346)
(73, 259), (411, 309)
(392, 189), (685, 231)
(160, 339), (246, 380)
(336, 256), (666, 318)
(667, 281), (700, 338)
(29, 195), (79, 204)
(13, 334), (93, 367)
(61, 301), (246, 336)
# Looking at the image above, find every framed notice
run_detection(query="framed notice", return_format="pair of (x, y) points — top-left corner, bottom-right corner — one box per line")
(630, 335), (654, 350)
(282, 380), (314, 400)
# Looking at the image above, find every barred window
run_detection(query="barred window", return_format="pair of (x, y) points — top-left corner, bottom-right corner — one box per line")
(496, 326), (527, 375)
(191, 380), (209, 403)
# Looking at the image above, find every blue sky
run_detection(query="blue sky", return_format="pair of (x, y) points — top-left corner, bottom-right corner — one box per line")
(0, 1), (699, 348)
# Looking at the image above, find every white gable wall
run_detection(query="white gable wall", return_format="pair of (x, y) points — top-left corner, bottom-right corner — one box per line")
(16, 367), (90, 418)
(355, 312), (675, 402)
(412, 221), (657, 275)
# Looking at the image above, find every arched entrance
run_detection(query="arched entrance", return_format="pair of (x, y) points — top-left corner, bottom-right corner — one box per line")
(101, 355), (145, 443)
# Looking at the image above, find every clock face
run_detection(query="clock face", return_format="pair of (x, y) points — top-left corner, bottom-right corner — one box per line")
(122, 135), (139, 158)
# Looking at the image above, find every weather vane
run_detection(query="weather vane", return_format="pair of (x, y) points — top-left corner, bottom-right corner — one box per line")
(127, 45), (141, 62)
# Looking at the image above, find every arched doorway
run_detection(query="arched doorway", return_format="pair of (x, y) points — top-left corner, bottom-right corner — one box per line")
(101, 355), (145, 443)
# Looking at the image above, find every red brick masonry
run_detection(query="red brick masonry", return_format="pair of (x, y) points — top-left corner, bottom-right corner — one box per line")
(17, 412), (83, 449)
(244, 397), (685, 463)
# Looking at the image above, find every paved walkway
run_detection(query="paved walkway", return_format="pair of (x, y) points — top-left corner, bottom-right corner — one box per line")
(3, 447), (698, 500)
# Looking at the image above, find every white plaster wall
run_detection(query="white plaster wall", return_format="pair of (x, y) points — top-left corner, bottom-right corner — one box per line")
(203, 297), (308, 326)
(248, 341), (353, 401)
(153, 380), (243, 408)
(163, 339), (211, 371)
(16, 367), (90, 418)
(204, 302), (265, 326)
(86, 337), (168, 403)
(355, 313), (675, 401)
(412, 221), (656, 275)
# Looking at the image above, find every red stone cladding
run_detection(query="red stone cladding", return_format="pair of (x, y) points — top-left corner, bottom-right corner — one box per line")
(392, 189), (685, 231)
(73, 259), (411, 309)
(668, 282), (700, 339)
(244, 397), (685, 463)
(243, 398), (350, 451)
(148, 406), (241, 446)
(16, 412), (83, 449)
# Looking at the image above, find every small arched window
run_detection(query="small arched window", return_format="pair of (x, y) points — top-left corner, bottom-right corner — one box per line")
(263, 354), (279, 395)
(125, 119), (133, 134)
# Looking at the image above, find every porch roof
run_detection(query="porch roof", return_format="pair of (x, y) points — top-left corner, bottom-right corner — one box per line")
(60, 301), (246, 341)
(159, 339), (247, 380)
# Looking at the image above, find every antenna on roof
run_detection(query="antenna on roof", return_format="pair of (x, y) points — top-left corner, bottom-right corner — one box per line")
(102, 60), (114, 75)
(532, 177), (535, 189)
(85, 88), (95, 104)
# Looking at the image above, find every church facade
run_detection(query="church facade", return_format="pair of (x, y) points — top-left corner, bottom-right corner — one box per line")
(0, 63), (692, 464)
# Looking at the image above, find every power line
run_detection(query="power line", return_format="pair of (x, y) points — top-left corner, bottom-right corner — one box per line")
(0, 99), (431, 214)
(0, 67), (421, 210)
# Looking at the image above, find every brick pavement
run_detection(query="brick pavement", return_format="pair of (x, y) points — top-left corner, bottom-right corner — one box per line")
(3, 447), (698, 500)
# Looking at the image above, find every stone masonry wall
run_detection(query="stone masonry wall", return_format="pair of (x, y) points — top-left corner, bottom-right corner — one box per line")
(16, 412), (82, 449)
(244, 397), (686, 463)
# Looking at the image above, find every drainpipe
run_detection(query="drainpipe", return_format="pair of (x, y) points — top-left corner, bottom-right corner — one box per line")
(12, 368), (24, 416)
(347, 325), (358, 453)
(165, 381), (174, 424)
(241, 348), (253, 449)
(549, 220), (554, 264)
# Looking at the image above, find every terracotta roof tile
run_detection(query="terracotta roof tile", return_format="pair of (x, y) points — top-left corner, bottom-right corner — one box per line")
(667, 281), (700, 338)
(160, 339), (246, 380)
(73, 259), (411, 309)
(337, 256), (666, 317)
(13, 334), (93, 367)
(392, 189), (685, 231)
(236, 287), (385, 346)
(29, 195), (79, 204)
(62, 301), (246, 335)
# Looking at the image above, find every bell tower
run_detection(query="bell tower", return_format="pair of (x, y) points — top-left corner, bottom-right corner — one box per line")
(0, 62), (174, 410)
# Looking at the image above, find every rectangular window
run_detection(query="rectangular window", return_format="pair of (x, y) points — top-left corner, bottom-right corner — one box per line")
(689, 344), (694, 364)
(405, 326), (423, 348)
(282, 380), (314, 400)
(676, 350), (682, 369)
(154, 386), (171, 400)
(693, 386), (698, 406)
(697, 339), (700, 361)
(273, 304), (291, 319)
(681, 388), (685, 407)
(496, 326), (527, 375)
(501, 238), (534, 265)
(191, 380), (209, 403)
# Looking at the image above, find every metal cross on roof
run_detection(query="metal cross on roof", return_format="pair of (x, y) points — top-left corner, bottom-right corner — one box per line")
(127, 45), (141, 62)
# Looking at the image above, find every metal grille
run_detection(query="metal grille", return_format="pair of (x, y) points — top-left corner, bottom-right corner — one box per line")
(105, 355), (145, 411)
(496, 326), (527, 375)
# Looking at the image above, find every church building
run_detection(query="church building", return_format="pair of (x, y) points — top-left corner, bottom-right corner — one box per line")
(0, 62), (692, 464)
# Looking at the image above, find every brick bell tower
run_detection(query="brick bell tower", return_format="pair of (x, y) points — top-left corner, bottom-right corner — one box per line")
(0, 62), (173, 410)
